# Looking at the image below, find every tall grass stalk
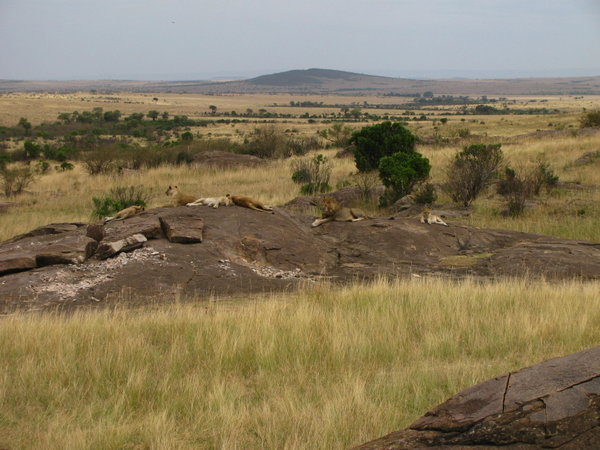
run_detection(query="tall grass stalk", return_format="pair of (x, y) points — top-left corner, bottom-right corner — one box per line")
(1, 277), (599, 449)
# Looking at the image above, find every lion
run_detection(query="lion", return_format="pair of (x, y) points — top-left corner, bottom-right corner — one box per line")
(165, 185), (198, 206)
(228, 194), (274, 213)
(311, 196), (368, 227)
(186, 196), (233, 208)
(420, 208), (448, 226)
(104, 205), (145, 223)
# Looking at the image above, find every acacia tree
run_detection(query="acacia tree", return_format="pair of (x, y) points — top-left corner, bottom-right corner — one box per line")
(18, 117), (32, 136)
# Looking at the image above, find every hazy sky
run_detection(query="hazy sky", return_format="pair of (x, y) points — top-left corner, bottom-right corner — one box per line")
(1, 0), (599, 80)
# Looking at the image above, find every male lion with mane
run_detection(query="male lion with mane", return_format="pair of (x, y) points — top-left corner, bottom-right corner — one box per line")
(311, 196), (368, 227)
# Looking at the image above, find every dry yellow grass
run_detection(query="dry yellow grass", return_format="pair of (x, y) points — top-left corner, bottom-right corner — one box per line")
(1, 277), (598, 449)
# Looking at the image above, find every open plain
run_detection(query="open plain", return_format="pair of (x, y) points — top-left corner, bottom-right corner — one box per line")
(1, 78), (600, 448)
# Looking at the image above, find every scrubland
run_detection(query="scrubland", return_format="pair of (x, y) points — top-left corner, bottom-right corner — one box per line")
(1, 92), (599, 448)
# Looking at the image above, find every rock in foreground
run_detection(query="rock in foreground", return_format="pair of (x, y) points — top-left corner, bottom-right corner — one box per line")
(356, 346), (600, 449)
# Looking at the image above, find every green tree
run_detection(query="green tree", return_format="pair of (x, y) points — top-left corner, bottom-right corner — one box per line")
(378, 151), (431, 205)
(18, 117), (32, 136)
(147, 110), (160, 121)
(209, 105), (217, 115)
(103, 110), (121, 122)
(350, 121), (416, 172)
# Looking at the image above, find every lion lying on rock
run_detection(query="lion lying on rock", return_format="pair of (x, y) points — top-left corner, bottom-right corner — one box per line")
(311, 196), (369, 227)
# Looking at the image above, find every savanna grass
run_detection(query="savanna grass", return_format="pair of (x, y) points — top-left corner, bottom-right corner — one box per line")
(1, 277), (599, 449)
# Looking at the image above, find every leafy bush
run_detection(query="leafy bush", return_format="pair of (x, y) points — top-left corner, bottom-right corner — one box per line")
(1, 167), (35, 197)
(350, 121), (416, 172)
(378, 151), (431, 205)
(580, 109), (600, 128)
(443, 143), (504, 206)
(290, 154), (332, 195)
(91, 185), (150, 219)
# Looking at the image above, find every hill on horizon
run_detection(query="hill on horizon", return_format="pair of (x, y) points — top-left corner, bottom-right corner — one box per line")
(1, 68), (600, 95)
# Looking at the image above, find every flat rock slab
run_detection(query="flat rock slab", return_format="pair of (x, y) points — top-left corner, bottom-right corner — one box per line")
(96, 233), (147, 260)
(159, 214), (204, 243)
(356, 346), (600, 449)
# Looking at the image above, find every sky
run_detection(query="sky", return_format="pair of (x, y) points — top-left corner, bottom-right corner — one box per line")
(1, 0), (599, 81)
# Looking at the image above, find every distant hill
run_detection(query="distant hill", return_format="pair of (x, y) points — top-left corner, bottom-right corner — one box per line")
(1, 68), (600, 95)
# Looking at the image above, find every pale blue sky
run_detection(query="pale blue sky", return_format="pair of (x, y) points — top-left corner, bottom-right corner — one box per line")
(1, 0), (599, 80)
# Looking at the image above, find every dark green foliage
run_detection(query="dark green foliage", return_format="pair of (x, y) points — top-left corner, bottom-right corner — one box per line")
(0, 149), (10, 170)
(580, 109), (600, 128)
(24, 141), (41, 159)
(443, 143), (504, 207)
(42, 145), (77, 162)
(91, 185), (150, 219)
(378, 151), (431, 205)
(176, 151), (194, 165)
(103, 110), (122, 122)
(180, 131), (194, 142)
(350, 121), (416, 172)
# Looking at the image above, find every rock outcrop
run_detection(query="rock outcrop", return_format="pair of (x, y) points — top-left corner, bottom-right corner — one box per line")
(0, 204), (599, 312)
(356, 346), (600, 449)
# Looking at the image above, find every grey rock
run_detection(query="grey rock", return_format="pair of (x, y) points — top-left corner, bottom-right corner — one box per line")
(96, 233), (147, 260)
(356, 346), (600, 449)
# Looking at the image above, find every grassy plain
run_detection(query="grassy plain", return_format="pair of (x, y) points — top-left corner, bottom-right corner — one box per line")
(1, 277), (599, 449)
(1, 92), (600, 448)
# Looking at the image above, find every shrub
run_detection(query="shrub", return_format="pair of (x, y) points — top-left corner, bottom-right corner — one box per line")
(24, 140), (42, 159)
(378, 151), (431, 205)
(443, 143), (504, 206)
(57, 161), (74, 171)
(1, 167), (35, 197)
(91, 185), (150, 219)
(244, 125), (288, 158)
(0, 149), (11, 170)
(580, 109), (600, 128)
(36, 160), (50, 174)
(350, 121), (416, 172)
(290, 154), (332, 195)
(80, 147), (122, 175)
(318, 123), (354, 148)
(413, 182), (437, 205)
(352, 171), (381, 202)
(496, 167), (534, 218)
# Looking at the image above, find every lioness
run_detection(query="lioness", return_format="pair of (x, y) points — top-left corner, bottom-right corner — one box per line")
(165, 185), (198, 206)
(420, 208), (448, 226)
(187, 196), (233, 208)
(104, 205), (145, 223)
(228, 194), (274, 213)
(311, 196), (368, 227)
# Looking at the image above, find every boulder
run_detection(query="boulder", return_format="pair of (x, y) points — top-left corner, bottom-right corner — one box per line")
(159, 214), (204, 243)
(356, 346), (600, 448)
(573, 149), (600, 166)
(96, 233), (147, 260)
(0, 254), (37, 274)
